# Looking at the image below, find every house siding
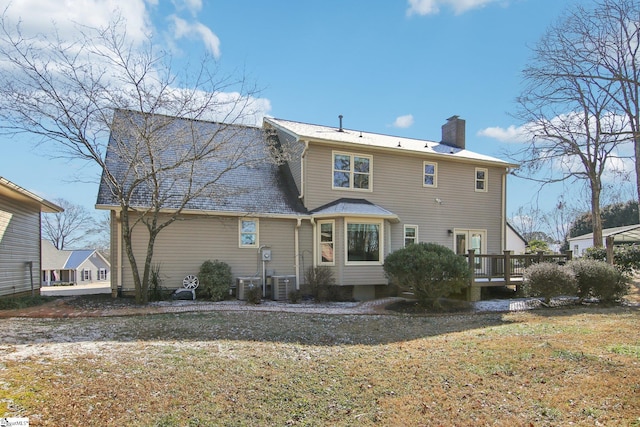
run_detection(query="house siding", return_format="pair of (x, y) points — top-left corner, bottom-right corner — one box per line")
(117, 213), (301, 293)
(303, 144), (505, 254)
(0, 194), (41, 296)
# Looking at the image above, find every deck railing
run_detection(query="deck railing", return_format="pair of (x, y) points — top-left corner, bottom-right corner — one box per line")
(464, 250), (573, 287)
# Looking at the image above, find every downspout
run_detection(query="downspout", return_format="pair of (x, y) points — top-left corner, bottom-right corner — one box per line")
(299, 140), (309, 201)
(117, 210), (123, 297)
(502, 169), (508, 251)
(310, 217), (317, 268)
(295, 218), (301, 290)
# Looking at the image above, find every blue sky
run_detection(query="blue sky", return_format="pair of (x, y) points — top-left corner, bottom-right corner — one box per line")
(3, 0), (629, 226)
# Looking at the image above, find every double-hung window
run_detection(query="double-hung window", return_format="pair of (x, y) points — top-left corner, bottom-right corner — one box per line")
(82, 269), (91, 281)
(423, 162), (437, 187)
(98, 268), (107, 280)
(475, 168), (488, 192)
(318, 220), (335, 265)
(404, 225), (418, 247)
(333, 152), (372, 191)
(346, 220), (382, 264)
(239, 218), (259, 247)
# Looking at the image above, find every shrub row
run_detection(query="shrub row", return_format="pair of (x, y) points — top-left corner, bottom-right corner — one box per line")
(521, 259), (629, 304)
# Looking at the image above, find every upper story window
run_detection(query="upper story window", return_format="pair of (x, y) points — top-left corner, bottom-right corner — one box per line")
(475, 168), (488, 192)
(423, 162), (437, 187)
(346, 220), (382, 264)
(318, 220), (335, 265)
(404, 225), (418, 247)
(333, 151), (372, 191)
(239, 218), (259, 248)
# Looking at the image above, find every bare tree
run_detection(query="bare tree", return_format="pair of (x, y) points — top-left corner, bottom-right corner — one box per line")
(0, 14), (270, 303)
(42, 198), (96, 250)
(512, 2), (631, 248)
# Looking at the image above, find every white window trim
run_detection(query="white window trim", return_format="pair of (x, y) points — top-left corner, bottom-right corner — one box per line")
(344, 218), (384, 265)
(99, 268), (107, 281)
(475, 167), (488, 192)
(404, 225), (419, 247)
(423, 161), (438, 188)
(239, 218), (259, 248)
(332, 151), (373, 192)
(317, 219), (335, 266)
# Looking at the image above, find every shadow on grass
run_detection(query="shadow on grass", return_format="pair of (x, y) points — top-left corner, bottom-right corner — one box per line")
(0, 300), (518, 347)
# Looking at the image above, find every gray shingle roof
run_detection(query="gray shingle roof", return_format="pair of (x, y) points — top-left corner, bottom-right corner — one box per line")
(96, 110), (306, 216)
(309, 198), (399, 222)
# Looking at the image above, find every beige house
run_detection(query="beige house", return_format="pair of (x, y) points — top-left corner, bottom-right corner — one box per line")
(0, 176), (63, 297)
(97, 111), (517, 301)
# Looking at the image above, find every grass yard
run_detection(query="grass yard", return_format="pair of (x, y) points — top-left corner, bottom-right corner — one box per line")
(0, 305), (638, 426)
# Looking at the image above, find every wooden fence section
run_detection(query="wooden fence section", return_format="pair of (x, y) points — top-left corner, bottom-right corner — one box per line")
(465, 250), (573, 288)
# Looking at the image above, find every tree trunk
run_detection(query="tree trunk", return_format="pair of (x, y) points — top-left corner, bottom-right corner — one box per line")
(591, 181), (603, 248)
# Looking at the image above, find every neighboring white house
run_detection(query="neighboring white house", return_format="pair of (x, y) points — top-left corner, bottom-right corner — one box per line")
(567, 224), (640, 256)
(506, 222), (527, 254)
(41, 239), (111, 286)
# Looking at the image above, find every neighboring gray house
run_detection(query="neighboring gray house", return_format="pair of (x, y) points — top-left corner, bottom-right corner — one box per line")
(0, 176), (63, 297)
(97, 111), (517, 301)
(41, 239), (111, 286)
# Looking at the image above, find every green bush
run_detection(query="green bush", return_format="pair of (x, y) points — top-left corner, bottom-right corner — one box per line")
(148, 263), (165, 302)
(567, 259), (629, 302)
(245, 284), (261, 304)
(521, 262), (577, 304)
(305, 266), (338, 302)
(584, 245), (640, 275)
(198, 260), (232, 301)
(288, 290), (301, 303)
(383, 243), (471, 309)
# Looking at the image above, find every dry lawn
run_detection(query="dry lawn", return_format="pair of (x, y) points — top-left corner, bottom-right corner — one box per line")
(0, 300), (638, 426)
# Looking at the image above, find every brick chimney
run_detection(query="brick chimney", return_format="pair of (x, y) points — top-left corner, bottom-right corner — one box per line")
(441, 115), (465, 149)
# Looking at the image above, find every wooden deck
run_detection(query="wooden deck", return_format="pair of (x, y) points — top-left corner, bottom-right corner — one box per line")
(464, 250), (573, 288)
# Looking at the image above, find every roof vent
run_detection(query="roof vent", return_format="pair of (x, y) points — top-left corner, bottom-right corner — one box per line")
(338, 115), (344, 132)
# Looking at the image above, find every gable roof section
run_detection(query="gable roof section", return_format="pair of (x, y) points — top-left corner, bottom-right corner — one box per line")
(0, 177), (63, 213)
(309, 198), (399, 222)
(41, 239), (110, 270)
(264, 117), (517, 168)
(567, 224), (640, 243)
(96, 110), (306, 217)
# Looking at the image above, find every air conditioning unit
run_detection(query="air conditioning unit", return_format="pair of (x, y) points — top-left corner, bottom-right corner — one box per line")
(236, 277), (260, 300)
(272, 275), (295, 301)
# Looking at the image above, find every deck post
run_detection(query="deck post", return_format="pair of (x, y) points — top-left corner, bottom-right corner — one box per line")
(606, 236), (615, 265)
(466, 249), (481, 302)
(503, 250), (512, 286)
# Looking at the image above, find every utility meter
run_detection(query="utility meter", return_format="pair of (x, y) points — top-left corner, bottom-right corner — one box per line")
(261, 249), (272, 261)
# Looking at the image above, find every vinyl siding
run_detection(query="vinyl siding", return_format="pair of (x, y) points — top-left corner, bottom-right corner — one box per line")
(117, 213), (301, 292)
(303, 144), (506, 286)
(0, 194), (41, 296)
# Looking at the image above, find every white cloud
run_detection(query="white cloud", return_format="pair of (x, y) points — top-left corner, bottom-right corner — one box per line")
(171, 0), (203, 16)
(407, 0), (503, 16)
(392, 114), (414, 128)
(477, 124), (531, 143)
(3, 0), (152, 44)
(169, 15), (221, 58)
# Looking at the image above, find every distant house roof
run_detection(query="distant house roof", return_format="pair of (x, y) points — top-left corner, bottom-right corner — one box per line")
(567, 224), (640, 244)
(96, 110), (306, 217)
(309, 198), (399, 222)
(0, 177), (63, 213)
(264, 117), (517, 168)
(41, 240), (110, 270)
